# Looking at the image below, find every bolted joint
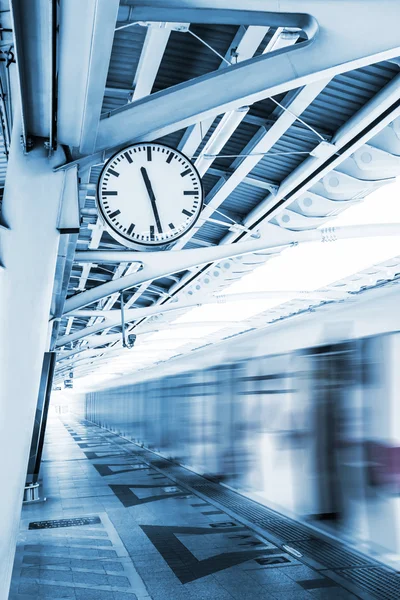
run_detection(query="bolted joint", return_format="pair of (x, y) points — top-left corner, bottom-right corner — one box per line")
(21, 135), (34, 152)
(44, 139), (57, 154)
(230, 47), (239, 63)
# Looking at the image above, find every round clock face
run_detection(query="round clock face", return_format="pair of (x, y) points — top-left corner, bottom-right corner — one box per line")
(97, 142), (203, 248)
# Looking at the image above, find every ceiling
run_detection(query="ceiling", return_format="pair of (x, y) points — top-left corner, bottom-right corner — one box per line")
(3, 0), (400, 389)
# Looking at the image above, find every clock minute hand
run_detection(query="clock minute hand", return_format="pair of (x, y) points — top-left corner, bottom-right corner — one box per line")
(140, 166), (163, 234)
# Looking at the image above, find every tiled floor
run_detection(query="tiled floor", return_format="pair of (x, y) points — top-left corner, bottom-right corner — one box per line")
(9, 415), (378, 599)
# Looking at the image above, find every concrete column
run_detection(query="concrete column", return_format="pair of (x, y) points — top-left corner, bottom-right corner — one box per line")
(0, 124), (67, 594)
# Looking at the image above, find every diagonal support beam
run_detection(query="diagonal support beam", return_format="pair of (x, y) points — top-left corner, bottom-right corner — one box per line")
(179, 24), (270, 157)
(223, 73), (400, 243)
(69, 290), (349, 319)
(132, 24), (171, 101)
(191, 79), (330, 230)
(57, 288), (349, 347)
(95, 8), (317, 151)
(94, 3), (400, 153)
(63, 222), (400, 315)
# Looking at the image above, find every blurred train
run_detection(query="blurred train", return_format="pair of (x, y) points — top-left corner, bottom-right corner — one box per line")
(82, 282), (400, 566)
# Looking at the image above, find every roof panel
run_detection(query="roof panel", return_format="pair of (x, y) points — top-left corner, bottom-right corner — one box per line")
(153, 24), (239, 93)
(192, 219), (227, 244)
(212, 120), (260, 170)
(219, 181), (267, 217)
(301, 60), (400, 132)
(249, 126), (317, 183)
(102, 26), (147, 113)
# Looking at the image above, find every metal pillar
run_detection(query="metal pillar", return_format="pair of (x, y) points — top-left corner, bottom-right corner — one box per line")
(25, 352), (56, 490)
(0, 123), (67, 595)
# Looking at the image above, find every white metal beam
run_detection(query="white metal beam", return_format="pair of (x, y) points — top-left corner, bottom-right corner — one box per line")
(191, 79), (330, 232)
(194, 107), (249, 176)
(56, 321), (247, 363)
(57, 0), (120, 153)
(162, 73), (400, 302)
(75, 218), (104, 292)
(263, 26), (300, 53)
(64, 222), (400, 315)
(222, 72), (400, 243)
(70, 290), (348, 319)
(132, 25), (171, 101)
(57, 284), (353, 347)
(94, 2), (400, 153)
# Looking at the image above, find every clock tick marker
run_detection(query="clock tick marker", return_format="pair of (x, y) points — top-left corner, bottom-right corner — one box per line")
(166, 152), (173, 164)
(124, 152), (133, 164)
(102, 191), (118, 196)
(127, 223), (135, 235)
(181, 168), (191, 177)
(183, 190), (198, 195)
(147, 147), (152, 161)
(182, 209), (192, 217)
(108, 168), (119, 177)
(169, 223), (175, 230)
(140, 167), (163, 234)
(150, 225), (155, 240)
(109, 209), (121, 219)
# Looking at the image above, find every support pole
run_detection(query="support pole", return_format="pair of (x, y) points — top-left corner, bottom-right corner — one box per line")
(26, 352), (57, 487)
(0, 122), (67, 595)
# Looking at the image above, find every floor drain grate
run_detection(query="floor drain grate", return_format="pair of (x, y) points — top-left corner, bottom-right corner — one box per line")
(29, 516), (101, 530)
(335, 567), (400, 599)
(192, 484), (312, 541)
(150, 459), (169, 469)
(292, 539), (372, 568)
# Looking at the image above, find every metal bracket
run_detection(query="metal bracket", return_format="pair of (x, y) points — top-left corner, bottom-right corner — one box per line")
(120, 291), (136, 348)
(138, 21), (189, 32)
(44, 139), (56, 154)
(21, 134), (34, 152)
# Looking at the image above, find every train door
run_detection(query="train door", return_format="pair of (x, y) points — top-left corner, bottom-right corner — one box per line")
(252, 353), (297, 512)
(302, 341), (360, 529)
(172, 374), (189, 459)
(232, 353), (295, 510)
(228, 360), (251, 487)
(212, 363), (237, 481)
(362, 333), (400, 558)
(186, 369), (208, 471)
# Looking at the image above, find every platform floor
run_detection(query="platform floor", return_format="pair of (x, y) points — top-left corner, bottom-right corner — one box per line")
(9, 414), (399, 599)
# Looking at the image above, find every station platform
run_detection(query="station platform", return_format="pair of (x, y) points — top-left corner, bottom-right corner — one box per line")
(9, 415), (400, 600)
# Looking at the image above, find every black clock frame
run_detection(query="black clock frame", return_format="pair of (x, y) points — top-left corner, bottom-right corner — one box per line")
(96, 142), (204, 249)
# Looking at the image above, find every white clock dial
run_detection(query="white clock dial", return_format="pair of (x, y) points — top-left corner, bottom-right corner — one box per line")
(97, 142), (203, 248)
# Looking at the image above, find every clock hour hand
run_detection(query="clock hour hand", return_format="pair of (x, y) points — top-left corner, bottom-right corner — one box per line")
(140, 166), (163, 234)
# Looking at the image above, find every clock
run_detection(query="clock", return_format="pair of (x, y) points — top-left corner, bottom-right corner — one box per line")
(96, 142), (203, 249)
